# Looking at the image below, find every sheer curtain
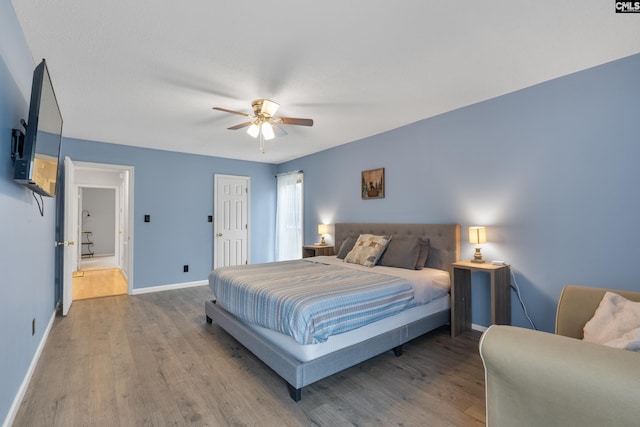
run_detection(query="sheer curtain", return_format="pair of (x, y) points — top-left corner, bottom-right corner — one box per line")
(275, 171), (304, 261)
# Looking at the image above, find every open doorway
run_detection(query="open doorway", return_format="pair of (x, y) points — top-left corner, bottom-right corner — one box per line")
(80, 188), (116, 266)
(73, 186), (127, 300)
(64, 160), (134, 306)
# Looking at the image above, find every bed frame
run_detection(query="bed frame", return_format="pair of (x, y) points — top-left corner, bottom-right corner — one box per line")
(205, 223), (460, 401)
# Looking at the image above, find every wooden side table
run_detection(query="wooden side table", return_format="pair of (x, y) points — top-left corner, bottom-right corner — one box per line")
(302, 245), (335, 258)
(451, 261), (511, 337)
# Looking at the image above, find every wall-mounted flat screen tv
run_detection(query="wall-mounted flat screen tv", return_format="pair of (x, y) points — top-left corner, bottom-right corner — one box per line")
(13, 59), (63, 197)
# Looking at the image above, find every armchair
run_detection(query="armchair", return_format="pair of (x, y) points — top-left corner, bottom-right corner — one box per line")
(479, 285), (640, 427)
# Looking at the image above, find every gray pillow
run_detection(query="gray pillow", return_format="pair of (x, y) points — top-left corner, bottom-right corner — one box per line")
(336, 236), (357, 259)
(414, 237), (430, 270)
(378, 236), (421, 270)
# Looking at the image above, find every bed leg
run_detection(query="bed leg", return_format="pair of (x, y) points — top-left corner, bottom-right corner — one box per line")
(288, 384), (302, 402)
(393, 345), (403, 357)
(205, 300), (216, 324)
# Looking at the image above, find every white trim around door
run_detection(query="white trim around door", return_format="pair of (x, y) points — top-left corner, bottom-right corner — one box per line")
(62, 159), (135, 314)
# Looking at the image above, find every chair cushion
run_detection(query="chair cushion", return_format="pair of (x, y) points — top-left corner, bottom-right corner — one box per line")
(583, 291), (640, 351)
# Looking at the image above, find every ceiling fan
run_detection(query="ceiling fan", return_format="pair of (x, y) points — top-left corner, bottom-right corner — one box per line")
(213, 99), (313, 153)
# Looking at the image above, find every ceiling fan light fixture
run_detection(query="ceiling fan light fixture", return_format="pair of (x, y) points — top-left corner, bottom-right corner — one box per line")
(213, 99), (313, 153)
(261, 122), (275, 140)
(255, 99), (279, 117)
(247, 122), (260, 138)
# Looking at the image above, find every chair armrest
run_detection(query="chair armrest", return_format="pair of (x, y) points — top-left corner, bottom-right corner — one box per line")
(479, 325), (640, 427)
(556, 285), (640, 338)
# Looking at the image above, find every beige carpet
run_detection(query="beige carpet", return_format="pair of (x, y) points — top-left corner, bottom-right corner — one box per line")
(72, 268), (128, 300)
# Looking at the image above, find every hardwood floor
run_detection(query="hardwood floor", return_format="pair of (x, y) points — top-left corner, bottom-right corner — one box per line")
(72, 268), (128, 300)
(14, 286), (486, 426)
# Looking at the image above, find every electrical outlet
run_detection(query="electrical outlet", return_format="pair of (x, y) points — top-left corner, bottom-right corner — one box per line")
(183, 265), (189, 273)
(144, 214), (150, 222)
(208, 215), (213, 222)
(32, 318), (35, 336)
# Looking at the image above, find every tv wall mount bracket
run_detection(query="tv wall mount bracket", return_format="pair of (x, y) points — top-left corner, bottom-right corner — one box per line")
(10, 119), (27, 161)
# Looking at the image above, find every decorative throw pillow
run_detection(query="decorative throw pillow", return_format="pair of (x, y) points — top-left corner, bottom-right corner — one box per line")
(336, 236), (357, 259)
(414, 237), (431, 270)
(583, 291), (640, 352)
(378, 236), (421, 269)
(344, 234), (391, 267)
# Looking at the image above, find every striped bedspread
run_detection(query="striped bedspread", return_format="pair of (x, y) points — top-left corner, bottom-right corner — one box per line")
(209, 260), (416, 345)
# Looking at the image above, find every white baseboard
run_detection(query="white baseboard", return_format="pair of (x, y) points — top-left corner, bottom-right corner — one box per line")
(3, 310), (56, 427)
(131, 280), (208, 295)
(472, 323), (488, 333)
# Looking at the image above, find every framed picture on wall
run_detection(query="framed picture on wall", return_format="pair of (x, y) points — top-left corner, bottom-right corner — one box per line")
(361, 168), (385, 199)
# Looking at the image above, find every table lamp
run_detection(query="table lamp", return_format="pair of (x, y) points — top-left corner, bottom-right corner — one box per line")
(469, 226), (487, 263)
(317, 224), (329, 246)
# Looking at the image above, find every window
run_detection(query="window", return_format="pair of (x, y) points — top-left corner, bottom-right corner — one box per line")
(275, 171), (303, 261)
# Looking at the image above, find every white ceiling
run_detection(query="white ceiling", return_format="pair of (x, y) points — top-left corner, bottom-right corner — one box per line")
(12, 1), (640, 164)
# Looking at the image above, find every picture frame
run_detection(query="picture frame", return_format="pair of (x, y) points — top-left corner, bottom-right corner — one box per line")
(361, 168), (385, 199)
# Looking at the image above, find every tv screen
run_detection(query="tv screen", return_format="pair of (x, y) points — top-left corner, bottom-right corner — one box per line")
(13, 59), (63, 197)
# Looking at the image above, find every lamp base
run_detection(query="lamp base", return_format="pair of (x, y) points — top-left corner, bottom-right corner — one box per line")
(471, 247), (485, 263)
(320, 236), (326, 246)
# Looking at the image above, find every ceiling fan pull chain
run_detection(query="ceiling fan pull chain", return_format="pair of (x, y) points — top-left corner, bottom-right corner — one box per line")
(259, 133), (265, 153)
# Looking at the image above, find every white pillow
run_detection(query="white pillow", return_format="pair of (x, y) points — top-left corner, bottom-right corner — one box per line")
(343, 234), (391, 267)
(583, 291), (640, 352)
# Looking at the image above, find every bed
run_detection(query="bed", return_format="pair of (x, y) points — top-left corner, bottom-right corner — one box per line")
(205, 223), (460, 401)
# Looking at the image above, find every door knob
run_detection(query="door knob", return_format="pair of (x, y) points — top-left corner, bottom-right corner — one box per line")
(217, 233), (223, 237)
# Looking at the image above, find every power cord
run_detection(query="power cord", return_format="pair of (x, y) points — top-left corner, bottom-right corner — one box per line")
(511, 270), (537, 330)
(32, 191), (44, 216)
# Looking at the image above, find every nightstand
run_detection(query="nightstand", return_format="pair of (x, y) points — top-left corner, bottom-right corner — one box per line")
(302, 245), (335, 258)
(451, 261), (511, 337)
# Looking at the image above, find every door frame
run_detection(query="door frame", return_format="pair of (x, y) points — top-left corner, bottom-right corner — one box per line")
(213, 174), (250, 269)
(62, 159), (134, 312)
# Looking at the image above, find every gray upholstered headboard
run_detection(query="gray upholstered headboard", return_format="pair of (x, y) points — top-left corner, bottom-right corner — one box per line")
(334, 223), (460, 273)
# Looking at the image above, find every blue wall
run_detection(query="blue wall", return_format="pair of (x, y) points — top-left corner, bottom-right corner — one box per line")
(280, 53), (640, 333)
(61, 138), (277, 290)
(0, 1), (57, 423)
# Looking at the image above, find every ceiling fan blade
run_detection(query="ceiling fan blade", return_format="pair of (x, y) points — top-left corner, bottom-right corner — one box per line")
(227, 121), (253, 130)
(213, 107), (252, 117)
(276, 117), (314, 127)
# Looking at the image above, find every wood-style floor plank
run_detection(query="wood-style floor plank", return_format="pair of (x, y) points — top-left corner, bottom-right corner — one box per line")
(14, 286), (486, 426)
(72, 268), (128, 300)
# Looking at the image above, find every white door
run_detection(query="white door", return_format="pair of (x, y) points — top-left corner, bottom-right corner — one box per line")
(214, 175), (249, 269)
(62, 156), (78, 315)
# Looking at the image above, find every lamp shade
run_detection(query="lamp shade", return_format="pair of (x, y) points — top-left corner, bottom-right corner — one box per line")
(261, 122), (275, 140)
(247, 123), (260, 138)
(469, 226), (487, 244)
(259, 99), (280, 116)
(317, 224), (329, 235)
